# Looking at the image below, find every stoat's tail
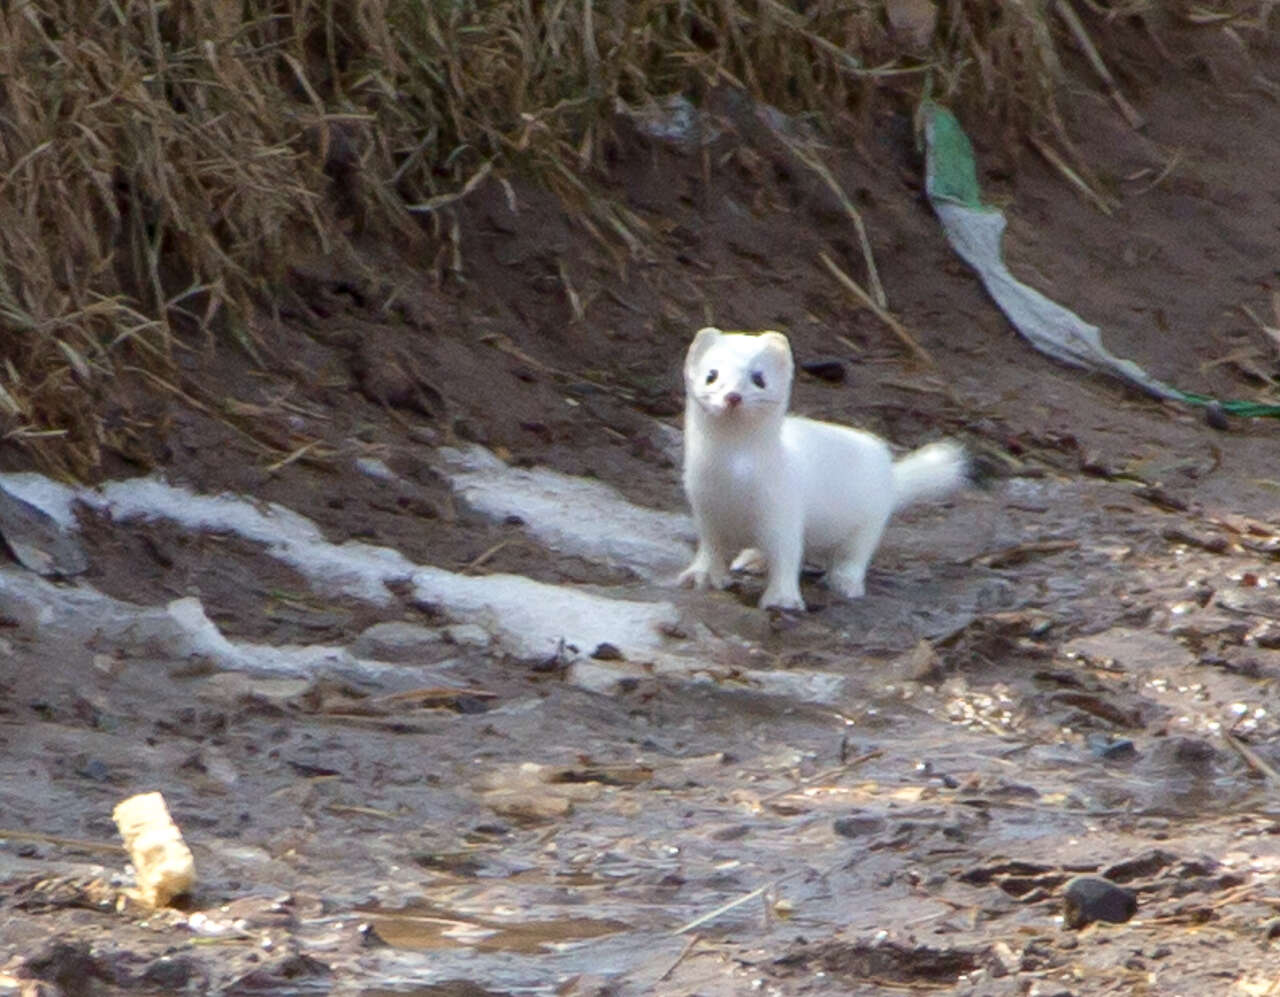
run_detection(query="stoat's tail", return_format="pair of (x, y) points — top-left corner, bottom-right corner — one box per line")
(891, 440), (972, 511)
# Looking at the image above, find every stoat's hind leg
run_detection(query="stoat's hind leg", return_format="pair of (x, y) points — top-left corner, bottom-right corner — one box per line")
(824, 516), (890, 600)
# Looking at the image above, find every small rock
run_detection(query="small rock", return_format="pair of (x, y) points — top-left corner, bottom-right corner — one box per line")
(833, 814), (885, 838)
(1262, 917), (1280, 941)
(799, 359), (847, 383)
(1254, 623), (1280, 649)
(444, 624), (492, 648)
(1204, 401), (1230, 431)
(0, 483), (89, 577)
(1086, 733), (1137, 761)
(20, 940), (109, 994)
(77, 758), (112, 783)
(1104, 848), (1176, 882)
(591, 642), (624, 661)
(350, 621), (445, 662)
(229, 952), (331, 992)
(1019, 938), (1055, 971)
(1062, 876), (1137, 929)
(1154, 736), (1219, 768)
(986, 940), (1018, 977)
(142, 955), (200, 990)
(711, 824), (752, 841)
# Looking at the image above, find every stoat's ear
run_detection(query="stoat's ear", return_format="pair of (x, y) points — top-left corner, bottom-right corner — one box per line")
(685, 326), (722, 373)
(758, 331), (794, 370)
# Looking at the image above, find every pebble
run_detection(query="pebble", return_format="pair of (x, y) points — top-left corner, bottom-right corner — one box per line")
(833, 814), (885, 838)
(1062, 876), (1137, 929)
(1086, 733), (1137, 761)
(350, 621), (444, 662)
(142, 955), (199, 989)
(1204, 401), (1230, 431)
(1154, 735), (1219, 767)
(799, 359), (847, 383)
(1103, 848), (1176, 882)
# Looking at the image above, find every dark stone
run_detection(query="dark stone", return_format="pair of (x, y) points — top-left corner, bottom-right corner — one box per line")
(227, 952), (331, 993)
(1019, 938), (1055, 971)
(1176, 858), (1219, 878)
(77, 758), (112, 782)
(960, 859), (1054, 886)
(142, 956), (199, 989)
(1154, 735), (1219, 767)
(24, 941), (109, 996)
(1086, 733), (1137, 761)
(833, 814), (885, 838)
(1104, 848), (1177, 883)
(1204, 401), (1230, 431)
(799, 359), (847, 383)
(451, 695), (491, 715)
(1062, 876), (1138, 929)
(591, 642), (624, 661)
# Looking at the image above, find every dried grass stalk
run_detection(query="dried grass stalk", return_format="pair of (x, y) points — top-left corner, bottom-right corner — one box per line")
(0, 0), (1209, 475)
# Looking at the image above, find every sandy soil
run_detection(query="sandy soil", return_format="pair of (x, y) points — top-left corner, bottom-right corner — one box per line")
(3, 18), (1280, 997)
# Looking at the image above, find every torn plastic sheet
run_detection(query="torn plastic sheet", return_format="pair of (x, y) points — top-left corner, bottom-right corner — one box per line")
(921, 101), (1280, 419)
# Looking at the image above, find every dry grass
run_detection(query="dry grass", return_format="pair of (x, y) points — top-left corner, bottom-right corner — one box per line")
(0, 0), (1270, 475)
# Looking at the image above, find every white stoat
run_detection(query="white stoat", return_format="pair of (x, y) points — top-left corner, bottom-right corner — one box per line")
(678, 326), (973, 611)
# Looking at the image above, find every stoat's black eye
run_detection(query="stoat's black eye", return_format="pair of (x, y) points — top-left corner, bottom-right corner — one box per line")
(751, 371), (766, 388)
(705, 369), (718, 384)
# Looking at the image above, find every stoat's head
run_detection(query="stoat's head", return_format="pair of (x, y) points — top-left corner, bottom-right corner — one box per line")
(683, 327), (793, 425)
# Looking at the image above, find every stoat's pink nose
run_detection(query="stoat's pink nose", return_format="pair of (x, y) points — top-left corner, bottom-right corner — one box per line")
(725, 392), (742, 408)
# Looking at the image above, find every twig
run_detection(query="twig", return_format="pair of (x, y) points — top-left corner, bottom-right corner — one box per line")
(820, 252), (934, 367)
(264, 439), (322, 473)
(1128, 149), (1183, 195)
(557, 258), (585, 322)
(405, 159), (494, 214)
(1054, 0), (1145, 129)
(461, 538), (516, 574)
(674, 854), (849, 935)
(966, 539), (1079, 568)
(0, 828), (123, 854)
(325, 804), (397, 819)
(780, 140), (886, 308)
(674, 868), (806, 934)
(657, 932), (702, 981)
(1223, 732), (1280, 785)
(759, 749), (883, 805)
(1027, 136), (1115, 216)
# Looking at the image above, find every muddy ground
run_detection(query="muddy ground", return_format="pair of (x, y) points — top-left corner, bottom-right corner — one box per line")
(3, 20), (1280, 997)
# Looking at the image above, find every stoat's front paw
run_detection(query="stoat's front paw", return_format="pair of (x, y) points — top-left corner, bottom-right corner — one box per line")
(760, 587), (806, 612)
(678, 564), (729, 591)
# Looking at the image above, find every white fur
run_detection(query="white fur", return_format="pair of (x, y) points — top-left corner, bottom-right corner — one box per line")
(678, 327), (970, 611)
